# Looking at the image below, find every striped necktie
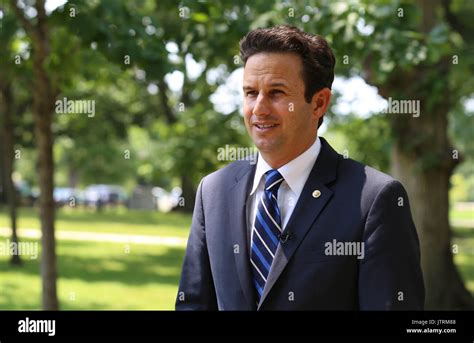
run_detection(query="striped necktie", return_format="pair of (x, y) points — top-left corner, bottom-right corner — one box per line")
(250, 169), (284, 302)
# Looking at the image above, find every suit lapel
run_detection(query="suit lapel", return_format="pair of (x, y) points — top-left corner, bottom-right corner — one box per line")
(228, 161), (257, 310)
(258, 137), (339, 309)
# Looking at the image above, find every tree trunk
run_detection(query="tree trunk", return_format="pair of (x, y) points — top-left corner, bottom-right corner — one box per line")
(11, 0), (60, 310)
(384, 70), (474, 310)
(34, 52), (59, 308)
(391, 143), (474, 309)
(34, 97), (58, 310)
(387, 67), (474, 309)
(0, 83), (22, 266)
(178, 174), (196, 213)
(68, 167), (79, 189)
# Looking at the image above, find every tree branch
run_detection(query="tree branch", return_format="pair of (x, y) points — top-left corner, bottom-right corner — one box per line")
(158, 78), (177, 124)
(35, 0), (48, 41)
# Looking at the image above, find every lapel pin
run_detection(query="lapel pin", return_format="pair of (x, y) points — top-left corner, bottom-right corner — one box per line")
(312, 190), (321, 198)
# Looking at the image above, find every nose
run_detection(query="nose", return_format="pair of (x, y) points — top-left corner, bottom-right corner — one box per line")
(252, 92), (271, 116)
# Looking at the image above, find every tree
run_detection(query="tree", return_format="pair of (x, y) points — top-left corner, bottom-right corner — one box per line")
(0, 79), (21, 266)
(9, 0), (59, 310)
(0, 3), (35, 266)
(359, 0), (474, 310)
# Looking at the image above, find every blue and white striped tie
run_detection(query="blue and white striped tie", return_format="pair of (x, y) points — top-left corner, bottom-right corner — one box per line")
(250, 169), (284, 302)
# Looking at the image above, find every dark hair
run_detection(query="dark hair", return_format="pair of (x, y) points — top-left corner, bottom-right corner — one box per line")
(240, 25), (335, 127)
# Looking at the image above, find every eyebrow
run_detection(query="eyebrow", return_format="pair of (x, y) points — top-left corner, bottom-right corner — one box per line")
(268, 82), (289, 89)
(242, 82), (290, 91)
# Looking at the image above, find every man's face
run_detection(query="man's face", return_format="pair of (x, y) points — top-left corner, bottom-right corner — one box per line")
(243, 52), (319, 166)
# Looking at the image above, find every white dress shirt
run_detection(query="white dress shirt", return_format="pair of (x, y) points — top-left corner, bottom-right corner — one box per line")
(246, 137), (322, 243)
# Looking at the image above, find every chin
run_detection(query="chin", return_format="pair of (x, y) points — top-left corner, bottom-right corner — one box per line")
(254, 138), (282, 154)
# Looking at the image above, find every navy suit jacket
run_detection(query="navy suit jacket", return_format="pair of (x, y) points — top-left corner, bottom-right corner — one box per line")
(176, 137), (425, 310)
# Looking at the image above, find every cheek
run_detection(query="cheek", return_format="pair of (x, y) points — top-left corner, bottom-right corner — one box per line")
(243, 99), (253, 116)
(243, 103), (251, 123)
(274, 100), (294, 120)
(275, 97), (298, 113)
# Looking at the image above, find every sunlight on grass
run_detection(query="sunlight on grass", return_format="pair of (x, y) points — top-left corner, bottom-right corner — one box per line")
(0, 272), (41, 309)
(0, 207), (192, 238)
(450, 210), (474, 220)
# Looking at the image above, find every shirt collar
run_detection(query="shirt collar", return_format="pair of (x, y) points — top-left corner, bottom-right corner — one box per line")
(249, 137), (321, 196)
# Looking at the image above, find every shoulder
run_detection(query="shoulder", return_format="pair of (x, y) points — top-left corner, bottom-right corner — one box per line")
(319, 137), (399, 196)
(337, 155), (394, 184)
(200, 159), (254, 191)
(336, 156), (407, 205)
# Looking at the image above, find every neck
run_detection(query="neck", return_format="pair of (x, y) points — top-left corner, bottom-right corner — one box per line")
(261, 136), (317, 169)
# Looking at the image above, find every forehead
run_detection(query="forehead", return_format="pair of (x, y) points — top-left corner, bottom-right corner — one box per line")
(243, 52), (303, 85)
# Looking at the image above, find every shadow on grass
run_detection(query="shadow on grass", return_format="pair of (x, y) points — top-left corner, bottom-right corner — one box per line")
(452, 226), (474, 239)
(0, 280), (41, 309)
(59, 241), (186, 286)
(7, 207), (192, 228)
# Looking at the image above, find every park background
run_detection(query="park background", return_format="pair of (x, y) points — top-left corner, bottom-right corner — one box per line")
(0, 0), (473, 310)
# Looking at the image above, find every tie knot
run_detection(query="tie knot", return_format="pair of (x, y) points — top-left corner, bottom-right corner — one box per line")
(264, 170), (284, 194)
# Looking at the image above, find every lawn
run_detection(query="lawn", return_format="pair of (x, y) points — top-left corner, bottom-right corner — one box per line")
(0, 238), (185, 310)
(0, 206), (473, 310)
(450, 209), (474, 220)
(0, 207), (192, 238)
(0, 207), (191, 310)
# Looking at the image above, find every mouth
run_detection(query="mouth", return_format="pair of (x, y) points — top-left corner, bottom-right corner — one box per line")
(253, 123), (279, 131)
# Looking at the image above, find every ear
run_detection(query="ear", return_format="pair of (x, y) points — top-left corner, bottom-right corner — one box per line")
(311, 88), (332, 122)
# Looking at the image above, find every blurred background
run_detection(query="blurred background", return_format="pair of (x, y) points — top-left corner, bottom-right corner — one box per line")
(0, 0), (473, 310)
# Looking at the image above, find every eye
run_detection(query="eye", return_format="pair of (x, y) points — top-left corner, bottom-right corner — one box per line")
(245, 90), (258, 97)
(270, 89), (284, 95)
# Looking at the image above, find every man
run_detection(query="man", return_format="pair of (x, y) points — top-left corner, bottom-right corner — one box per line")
(176, 25), (425, 310)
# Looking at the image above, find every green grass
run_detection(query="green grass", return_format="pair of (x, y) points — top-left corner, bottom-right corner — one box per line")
(450, 209), (474, 220)
(0, 207), (192, 238)
(0, 238), (185, 309)
(0, 207), (191, 309)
